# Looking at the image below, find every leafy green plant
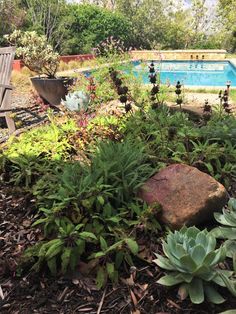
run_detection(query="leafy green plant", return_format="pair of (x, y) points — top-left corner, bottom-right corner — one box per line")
(153, 226), (234, 304)
(1, 118), (76, 188)
(5, 30), (60, 77)
(21, 138), (156, 286)
(25, 219), (97, 275)
(211, 198), (236, 258)
(90, 139), (154, 206)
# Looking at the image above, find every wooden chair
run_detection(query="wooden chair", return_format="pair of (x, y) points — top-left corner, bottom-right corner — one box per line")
(0, 47), (16, 133)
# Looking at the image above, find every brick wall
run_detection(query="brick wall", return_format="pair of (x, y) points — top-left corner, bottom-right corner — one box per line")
(12, 54), (95, 71)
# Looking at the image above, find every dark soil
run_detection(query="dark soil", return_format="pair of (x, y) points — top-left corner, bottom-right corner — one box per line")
(0, 184), (236, 314)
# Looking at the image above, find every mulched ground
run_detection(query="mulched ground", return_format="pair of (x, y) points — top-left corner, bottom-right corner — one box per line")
(0, 184), (236, 314)
(1, 89), (236, 313)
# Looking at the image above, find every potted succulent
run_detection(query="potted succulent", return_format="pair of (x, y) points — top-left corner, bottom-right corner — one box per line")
(5, 30), (74, 106)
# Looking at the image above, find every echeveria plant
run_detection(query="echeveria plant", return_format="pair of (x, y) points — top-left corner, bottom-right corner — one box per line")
(153, 226), (234, 304)
(211, 198), (236, 258)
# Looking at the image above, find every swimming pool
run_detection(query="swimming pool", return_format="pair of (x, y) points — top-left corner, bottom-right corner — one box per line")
(131, 60), (236, 87)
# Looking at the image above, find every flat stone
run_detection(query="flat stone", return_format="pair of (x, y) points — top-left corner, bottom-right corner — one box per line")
(139, 164), (228, 229)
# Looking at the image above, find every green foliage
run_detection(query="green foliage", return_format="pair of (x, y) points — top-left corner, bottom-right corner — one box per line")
(0, 0), (26, 46)
(65, 4), (132, 54)
(0, 0), (230, 53)
(211, 198), (236, 258)
(25, 219), (97, 275)
(5, 30), (60, 77)
(0, 117), (77, 187)
(94, 36), (128, 57)
(90, 140), (154, 206)
(1, 78), (236, 292)
(21, 0), (72, 54)
(153, 226), (235, 304)
(2, 128), (157, 286)
(123, 106), (236, 188)
(217, 0), (236, 52)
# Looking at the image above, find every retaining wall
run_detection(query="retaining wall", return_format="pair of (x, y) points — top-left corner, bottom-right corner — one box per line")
(130, 50), (227, 61)
(12, 50), (227, 71)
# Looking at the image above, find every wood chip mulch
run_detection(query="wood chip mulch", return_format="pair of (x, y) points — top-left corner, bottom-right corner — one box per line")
(0, 184), (236, 314)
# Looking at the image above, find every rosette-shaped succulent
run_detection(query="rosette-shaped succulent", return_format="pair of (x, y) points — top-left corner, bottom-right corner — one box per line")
(62, 91), (90, 112)
(153, 226), (234, 304)
(211, 198), (236, 258)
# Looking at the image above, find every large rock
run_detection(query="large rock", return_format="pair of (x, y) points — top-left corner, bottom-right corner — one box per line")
(139, 164), (228, 229)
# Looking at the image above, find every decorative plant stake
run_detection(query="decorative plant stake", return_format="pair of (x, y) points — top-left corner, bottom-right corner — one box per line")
(148, 61), (161, 109)
(175, 81), (183, 109)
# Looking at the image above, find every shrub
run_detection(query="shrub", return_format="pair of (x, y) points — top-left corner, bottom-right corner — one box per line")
(5, 30), (60, 77)
(93, 36), (128, 57)
(65, 4), (132, 54)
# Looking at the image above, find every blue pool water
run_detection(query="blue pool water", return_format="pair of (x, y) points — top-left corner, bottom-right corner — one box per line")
(130, 60), (236, 87)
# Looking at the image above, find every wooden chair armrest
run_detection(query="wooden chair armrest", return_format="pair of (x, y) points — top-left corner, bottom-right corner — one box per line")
(0, 84), (14, 90)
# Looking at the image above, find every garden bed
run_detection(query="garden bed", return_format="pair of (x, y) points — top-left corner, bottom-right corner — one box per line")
(1, 185), (236, 313)
(1, 59), (236, 314)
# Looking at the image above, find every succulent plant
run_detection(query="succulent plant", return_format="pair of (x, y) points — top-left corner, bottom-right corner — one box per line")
(153, 226), (234, 304)
(62, 91), (90, 112)
(211, 198), (236, 258)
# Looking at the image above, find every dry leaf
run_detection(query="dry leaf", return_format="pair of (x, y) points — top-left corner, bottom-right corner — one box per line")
(121, 276), (134, 286)
(130, 289), (138, 306)
(178, 285), (188, 300)
(0, 285), (4, 300)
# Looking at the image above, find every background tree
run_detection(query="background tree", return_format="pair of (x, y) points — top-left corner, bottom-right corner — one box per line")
(0, 0), (26, 45)
(64, 4), (132, 54)
(217, 0), (236, 52)
(20, 0), (73, 52)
